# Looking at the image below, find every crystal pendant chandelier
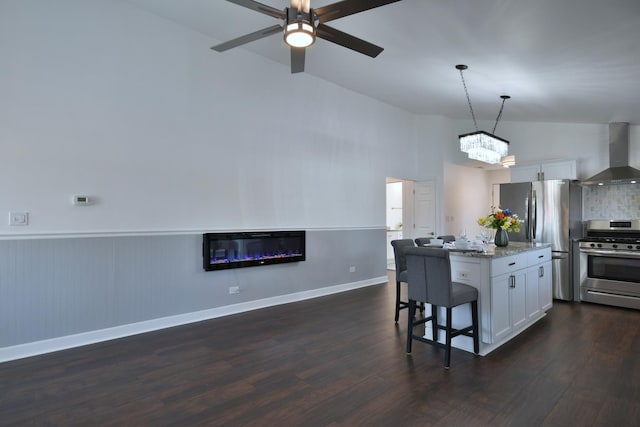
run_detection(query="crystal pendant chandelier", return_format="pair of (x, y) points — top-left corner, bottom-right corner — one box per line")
(459, 130), (509, 164)
(456, 65), (511, 165)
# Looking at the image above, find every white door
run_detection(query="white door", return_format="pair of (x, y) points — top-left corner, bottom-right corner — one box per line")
(413, 180), (437, 240)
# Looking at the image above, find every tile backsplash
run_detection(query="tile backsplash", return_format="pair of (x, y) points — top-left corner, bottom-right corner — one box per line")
(583, 184), (640, 219)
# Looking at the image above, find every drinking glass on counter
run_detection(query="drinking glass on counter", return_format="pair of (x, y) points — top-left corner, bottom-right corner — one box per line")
(480, 230), (491, 253)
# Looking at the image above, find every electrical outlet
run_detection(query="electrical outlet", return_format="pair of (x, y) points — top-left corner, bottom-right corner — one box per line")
(349, 266), (356, 273)
(229, 286), (240, 294)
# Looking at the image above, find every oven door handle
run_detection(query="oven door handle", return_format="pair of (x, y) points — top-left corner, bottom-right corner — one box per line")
(586, 290), (640, 302)
(580, 248), (640, 258)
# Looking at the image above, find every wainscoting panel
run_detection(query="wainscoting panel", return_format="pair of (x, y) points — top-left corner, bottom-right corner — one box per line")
(0, 228), (386, 357)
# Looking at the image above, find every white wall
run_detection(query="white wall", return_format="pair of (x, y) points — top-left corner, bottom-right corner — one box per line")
(443, 163), (492, 238)
(4, 2), (637, 237)
(8, 2), (629, 239)
(0, 0), (445, 237)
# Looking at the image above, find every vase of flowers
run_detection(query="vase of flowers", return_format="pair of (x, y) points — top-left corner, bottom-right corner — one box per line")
(494, 228), (509, 247)
(477, 207), (523, 247)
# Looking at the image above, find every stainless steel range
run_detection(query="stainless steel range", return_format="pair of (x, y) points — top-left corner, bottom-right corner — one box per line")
(579, 220), (640, 310)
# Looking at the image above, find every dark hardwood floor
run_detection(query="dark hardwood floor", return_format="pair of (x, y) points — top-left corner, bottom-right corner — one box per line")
(1, 271), (639, 426)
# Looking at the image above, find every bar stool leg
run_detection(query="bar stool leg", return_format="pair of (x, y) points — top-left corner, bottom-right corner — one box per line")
(471, 300), (479, 354)
(431, 304), (438, 342)
(394, 280), (402, 323)
(406, 300), (416, 354)
(444, 307), (453, 368)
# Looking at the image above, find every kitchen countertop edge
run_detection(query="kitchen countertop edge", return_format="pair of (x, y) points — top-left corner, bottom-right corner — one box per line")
(449, 242), (552, 259)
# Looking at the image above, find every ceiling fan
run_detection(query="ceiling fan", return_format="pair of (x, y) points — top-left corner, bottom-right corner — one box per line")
(211, 0), (402, 73)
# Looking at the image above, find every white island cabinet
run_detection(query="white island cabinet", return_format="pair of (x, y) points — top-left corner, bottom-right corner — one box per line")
(439, 243), (552, 356)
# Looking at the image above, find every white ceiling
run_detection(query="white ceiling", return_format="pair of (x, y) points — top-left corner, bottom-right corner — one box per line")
(125, 0), (640, 125)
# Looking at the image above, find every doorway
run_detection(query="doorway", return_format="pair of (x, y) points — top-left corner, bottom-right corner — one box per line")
(386, 179), (403, 269)
(386, 178), (437, 270)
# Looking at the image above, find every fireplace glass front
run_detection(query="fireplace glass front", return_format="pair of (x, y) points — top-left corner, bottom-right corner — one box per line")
(203, 230), (305, 271)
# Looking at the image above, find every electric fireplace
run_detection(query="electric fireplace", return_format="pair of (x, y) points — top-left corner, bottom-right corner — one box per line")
(202, 230), (305, 271)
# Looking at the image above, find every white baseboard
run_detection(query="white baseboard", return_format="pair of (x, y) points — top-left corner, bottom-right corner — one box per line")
(0, 276), (386, 363)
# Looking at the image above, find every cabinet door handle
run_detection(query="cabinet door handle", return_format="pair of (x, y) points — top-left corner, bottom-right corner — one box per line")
(538, 255), (544, 259)
(539, 266), (544, 277)
(508, 262), (516, 266)
(509, 275), (516, 288)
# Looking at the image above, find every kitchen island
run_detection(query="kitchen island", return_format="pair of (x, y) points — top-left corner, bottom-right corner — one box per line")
(429, 242), (552, 356)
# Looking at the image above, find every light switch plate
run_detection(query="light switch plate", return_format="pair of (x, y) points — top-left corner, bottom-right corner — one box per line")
(9, 212), (29, 226)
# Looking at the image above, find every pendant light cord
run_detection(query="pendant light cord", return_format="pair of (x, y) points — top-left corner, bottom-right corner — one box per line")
(457, 64), (511, 135)
(492, 96), (509, 134)
(457, 66), (479, 132)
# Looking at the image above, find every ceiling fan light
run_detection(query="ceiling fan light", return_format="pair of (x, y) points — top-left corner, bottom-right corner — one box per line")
(284, 21), (315, 48)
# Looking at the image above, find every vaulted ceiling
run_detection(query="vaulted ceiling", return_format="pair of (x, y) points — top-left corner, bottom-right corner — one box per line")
(126, 0), (640, 125)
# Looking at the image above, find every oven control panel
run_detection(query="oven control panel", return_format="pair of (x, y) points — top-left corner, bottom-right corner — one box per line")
(580, 241), (640, 252)
(582, 219), (640, 253)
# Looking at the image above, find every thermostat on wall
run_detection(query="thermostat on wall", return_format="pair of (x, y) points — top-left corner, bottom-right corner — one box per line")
(72, 195), (91, 205)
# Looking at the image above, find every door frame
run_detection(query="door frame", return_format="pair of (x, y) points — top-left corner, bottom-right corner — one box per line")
(386, 177), (438, 242)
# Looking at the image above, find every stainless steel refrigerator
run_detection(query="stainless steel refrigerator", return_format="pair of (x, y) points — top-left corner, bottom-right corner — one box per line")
(496, 180), (582, 301)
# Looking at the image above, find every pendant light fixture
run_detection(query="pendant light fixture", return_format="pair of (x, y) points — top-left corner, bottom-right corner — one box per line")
(501, 155), (516, 168)
(456, 64), (511, 165)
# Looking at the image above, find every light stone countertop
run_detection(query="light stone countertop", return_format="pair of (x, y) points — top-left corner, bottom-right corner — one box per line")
(447, 242), (552, 259)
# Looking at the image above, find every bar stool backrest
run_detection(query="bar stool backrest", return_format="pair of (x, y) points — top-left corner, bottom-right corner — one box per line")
(405, 247), (453, 308)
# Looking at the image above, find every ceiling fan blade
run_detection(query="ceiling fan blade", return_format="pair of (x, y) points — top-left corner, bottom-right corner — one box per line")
(314, 0), (402, 24)
(316, 23), (383, 57)
(225, 0), (286, 20)
(290, 47), (306, 73)
(211, 24), (282, 52)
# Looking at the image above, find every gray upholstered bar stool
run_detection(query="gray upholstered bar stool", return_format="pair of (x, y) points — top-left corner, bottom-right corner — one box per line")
(404, 247), (479, 368)
(414, 237), (432, 246)
(390, 239), (415, 323)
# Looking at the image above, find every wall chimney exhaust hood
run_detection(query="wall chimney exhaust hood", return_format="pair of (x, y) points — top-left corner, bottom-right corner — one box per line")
(582, 122), (640, 186)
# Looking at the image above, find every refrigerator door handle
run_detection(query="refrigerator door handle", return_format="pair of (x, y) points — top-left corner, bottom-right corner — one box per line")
(525, 195), (531, 240)
(532, 190), (537, 240)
